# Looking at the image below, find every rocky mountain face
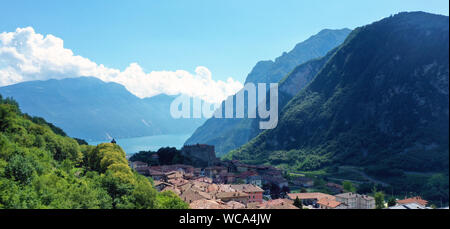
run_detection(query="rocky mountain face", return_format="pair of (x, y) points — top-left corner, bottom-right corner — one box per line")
(228, 12), (449, 174)
(185, 29), (351, 156)
(245, 28), (352, 84)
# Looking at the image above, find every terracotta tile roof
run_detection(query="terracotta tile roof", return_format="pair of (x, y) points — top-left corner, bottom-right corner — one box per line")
(216, 191), (249, 200)
(258, 199), (298, 209)
(216, 184), (235, 193)
(388, 203), (430, 209)
(180, 189), (213, 203)
(317, 198), (344, 208)
(166, 171), (183, 179)
(193, 177), (213, 183)
(179, 182), (204, 193)
(397, 196), (428, 206)
(246, 202), (261, 209)
(190, 199), (226, 209)
(149, 169), (165, 176)
(168, 178), (189, 186)
(206, 184), (219, 193)
(335, 192), (374, 201)
(182, 181), (211, 191)
(231, 184), (264, 193)
(225, 201), (246, 209)
(287, 192), (335, 201)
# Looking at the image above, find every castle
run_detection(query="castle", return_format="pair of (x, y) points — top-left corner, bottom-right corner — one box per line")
(181, 144), (218, 167)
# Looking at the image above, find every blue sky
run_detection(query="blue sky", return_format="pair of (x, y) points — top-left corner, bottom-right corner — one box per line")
(1, 0), (449, 84)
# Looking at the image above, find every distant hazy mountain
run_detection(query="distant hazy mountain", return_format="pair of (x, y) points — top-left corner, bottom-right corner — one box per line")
(185, 28), (351, 156)
(228, 12), (449, 174)
(0, 77), (205, 141)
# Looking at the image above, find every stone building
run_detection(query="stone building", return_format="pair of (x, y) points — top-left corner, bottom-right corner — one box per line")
(335, 192), (375, 209)
(317, 198), (347, 209)
(215, 191), (249, 204)
(231, 184), (264, 203)
(181, 144), (217, 167)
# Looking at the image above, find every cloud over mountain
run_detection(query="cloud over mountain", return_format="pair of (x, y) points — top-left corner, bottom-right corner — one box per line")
(0, 27), (243, 103)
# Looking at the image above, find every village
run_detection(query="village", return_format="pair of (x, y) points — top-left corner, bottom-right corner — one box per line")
(129, 144), (433, 209)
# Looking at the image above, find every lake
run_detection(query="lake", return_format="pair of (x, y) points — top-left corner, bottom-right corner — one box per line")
(88, 134), (191, 155)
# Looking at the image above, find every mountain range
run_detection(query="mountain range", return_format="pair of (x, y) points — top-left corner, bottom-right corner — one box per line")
(185, 28), (352, 155)
(0, 11), (448, 206)
(0, 77), (205, 141)
(226, 12), (449, 175)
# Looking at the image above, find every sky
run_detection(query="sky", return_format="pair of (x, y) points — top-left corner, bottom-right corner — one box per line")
(0, 0), (449, 102)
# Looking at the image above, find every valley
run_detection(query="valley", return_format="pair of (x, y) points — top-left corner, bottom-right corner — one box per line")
(0, 9), (448, 210)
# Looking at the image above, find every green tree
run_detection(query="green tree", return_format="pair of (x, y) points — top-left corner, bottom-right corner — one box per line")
(342, 180), (356, 193)
(5, 154), (36, 185)
(101, 171), (134, 209)
(132, 176), (157, 209)
(293, 197), (303, 209)
(156, 191), (189, 209)
(374, 191), (385, 209)
(387, 196), (396, 207)
(0, 98), (188, 209)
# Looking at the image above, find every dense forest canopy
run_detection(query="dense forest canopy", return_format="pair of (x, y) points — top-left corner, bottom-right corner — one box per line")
(0, 94), (188, 209)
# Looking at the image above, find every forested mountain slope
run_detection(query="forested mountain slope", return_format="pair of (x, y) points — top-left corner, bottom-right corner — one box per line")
(228, 12), (449, 174)
(0, 95), (187, 209)
(186, 29), (351, 155)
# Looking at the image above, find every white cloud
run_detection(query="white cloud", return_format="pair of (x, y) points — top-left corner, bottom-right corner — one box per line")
(0, 27), (243, 103)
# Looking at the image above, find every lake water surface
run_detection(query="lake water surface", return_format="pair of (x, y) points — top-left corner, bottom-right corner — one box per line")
(88, 134), (191, 155)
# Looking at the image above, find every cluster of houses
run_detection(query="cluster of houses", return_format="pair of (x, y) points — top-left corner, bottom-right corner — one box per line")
(132, 159), (372, 209)
(286, 192), (435, 209)
(286, 192), (375, 209)
(152, 170), (297, 209)
(129, 159), (299, 209)
(130, 159), (290, 190)
(289, 192), (438, 209)
(128, 144), (435, 210)
(204, 160), (289, 189)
